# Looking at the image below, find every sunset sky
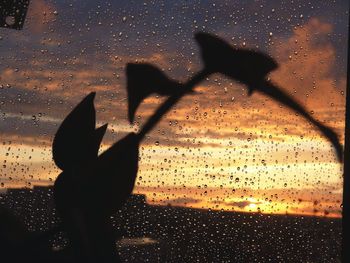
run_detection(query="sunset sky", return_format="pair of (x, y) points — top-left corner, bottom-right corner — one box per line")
(0, 0), (348, 217)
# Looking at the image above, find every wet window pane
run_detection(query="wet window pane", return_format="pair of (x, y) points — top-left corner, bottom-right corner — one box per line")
(0, 1), (348, 262)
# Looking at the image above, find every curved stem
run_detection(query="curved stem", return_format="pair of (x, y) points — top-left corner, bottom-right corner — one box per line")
(258, 80), (342, 161)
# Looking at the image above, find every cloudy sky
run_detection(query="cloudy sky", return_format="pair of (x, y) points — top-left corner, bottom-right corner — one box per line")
(0, 0), (348, 217)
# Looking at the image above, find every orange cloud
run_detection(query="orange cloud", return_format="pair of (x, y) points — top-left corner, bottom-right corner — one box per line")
(270, 18), (345, 112)
(26, 0), (56, 33)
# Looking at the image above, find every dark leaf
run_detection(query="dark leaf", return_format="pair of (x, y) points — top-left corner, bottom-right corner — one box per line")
(52, 92), (107, 170)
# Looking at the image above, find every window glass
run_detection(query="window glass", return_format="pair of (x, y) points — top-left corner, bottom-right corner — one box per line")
(0, 1), (348, 262)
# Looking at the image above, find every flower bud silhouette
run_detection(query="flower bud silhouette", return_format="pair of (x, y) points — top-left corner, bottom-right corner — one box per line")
(195, 32), (277, 95)
(126, 63), (183, 123)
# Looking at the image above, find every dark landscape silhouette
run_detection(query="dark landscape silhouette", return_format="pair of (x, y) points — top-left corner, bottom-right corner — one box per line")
(0, 186), (342, 262)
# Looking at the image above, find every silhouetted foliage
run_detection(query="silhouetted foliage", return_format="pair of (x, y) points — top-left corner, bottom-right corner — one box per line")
(128, 32), (342, 161)
(194, 32), (342, 161)
(52, 92), (107, 171)
(195, 32), (278, 94)
(1, 30), (343, 263)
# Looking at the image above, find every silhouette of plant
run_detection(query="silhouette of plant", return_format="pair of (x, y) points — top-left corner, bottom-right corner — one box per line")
(49, 31), (343, 263)
(128, 32), (343, 162)
(126, 63), (184, 123)
(0, 0), (344, 261)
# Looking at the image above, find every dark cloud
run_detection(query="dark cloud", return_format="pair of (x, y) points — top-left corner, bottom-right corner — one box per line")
(163, 197), (201, 206)
(211, 199), (262, 209)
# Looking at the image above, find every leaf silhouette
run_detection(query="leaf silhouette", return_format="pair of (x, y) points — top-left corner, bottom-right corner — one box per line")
(126, 63), (183, 123)
(92, 132), (140, 213)
(52, 92), (107, 170)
